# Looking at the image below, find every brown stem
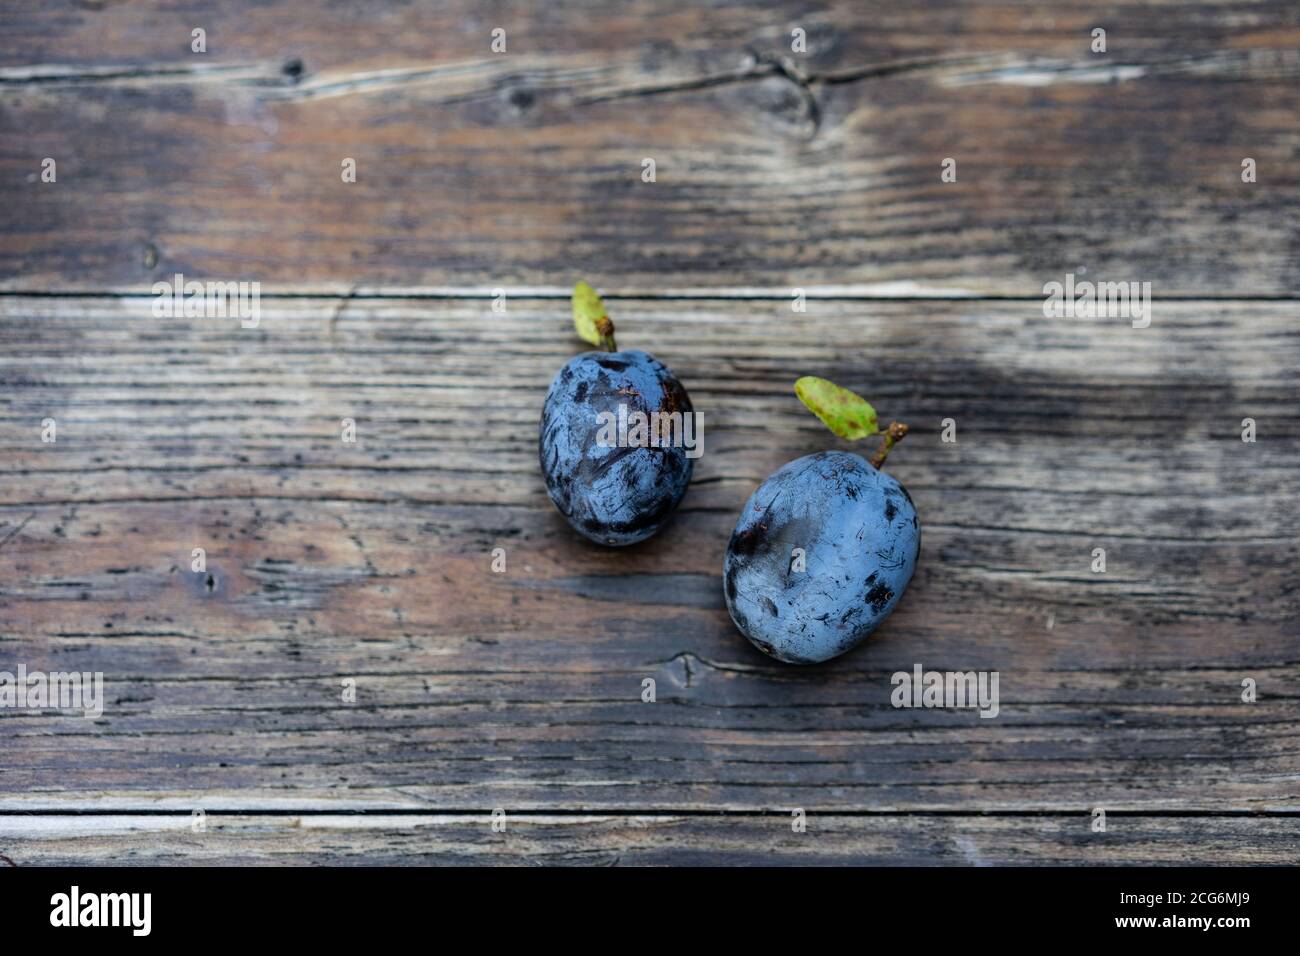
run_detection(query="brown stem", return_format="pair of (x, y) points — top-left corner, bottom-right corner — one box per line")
(869, 421), (909, 469)
(595, 316), (618, 352)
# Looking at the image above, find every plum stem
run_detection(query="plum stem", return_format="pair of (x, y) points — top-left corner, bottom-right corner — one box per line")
(869, 421), (909, 469)
(595, 316), (618, 352)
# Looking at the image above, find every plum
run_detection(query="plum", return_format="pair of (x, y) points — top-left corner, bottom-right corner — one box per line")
(539, 283), (695, 546)
(723, 378), (919, 664)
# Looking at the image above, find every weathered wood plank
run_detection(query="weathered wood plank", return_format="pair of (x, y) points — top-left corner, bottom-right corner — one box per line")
(2, 2), (1299, 293)
(2, 813), (1297, 866)
(9, 1), (1297, 74)
(1, 296), (1296, 811)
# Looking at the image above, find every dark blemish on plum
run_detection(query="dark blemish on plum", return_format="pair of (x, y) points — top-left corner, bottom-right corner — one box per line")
(599, 487), (677, 535)
(761, 596), (779, 617)
(658, 382), (686, 416)
(573, 381), (588, 402)
(883, 499), (898, 522)
(595, 357), (629, 372)
(866, 580), (895, 613)
(591, 444), (638, 480)
(728, 524), (769, 559)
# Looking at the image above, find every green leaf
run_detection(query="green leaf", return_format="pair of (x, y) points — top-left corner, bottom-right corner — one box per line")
(572, 281), (617, 351)
(794, 376), (879, 440)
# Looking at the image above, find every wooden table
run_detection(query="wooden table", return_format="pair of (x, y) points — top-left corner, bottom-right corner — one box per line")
(1, 1), (1297, 865)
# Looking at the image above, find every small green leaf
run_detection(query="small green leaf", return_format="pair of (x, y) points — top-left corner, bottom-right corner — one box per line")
(795, 376), (879, 440)
(572, 281), (617, 351)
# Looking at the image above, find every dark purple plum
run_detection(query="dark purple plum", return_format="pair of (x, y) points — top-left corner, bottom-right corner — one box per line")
(723, 376), (919, 664)
(724, 451), (919, 664)
(540, 349), (693, 546)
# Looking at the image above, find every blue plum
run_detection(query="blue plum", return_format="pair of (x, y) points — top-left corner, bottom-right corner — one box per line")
(723, 451), (919, 664)
(540, 349), (694, 546)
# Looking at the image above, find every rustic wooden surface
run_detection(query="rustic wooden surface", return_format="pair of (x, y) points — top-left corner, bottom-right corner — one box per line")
(5, 815), (1300, 867)
(1, 1), (1298, 865)
(3, 0), (1300, 294)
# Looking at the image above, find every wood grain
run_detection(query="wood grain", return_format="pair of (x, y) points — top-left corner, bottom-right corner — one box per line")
(1, 296), (1296, 822)
(3, 1), (1299, 293)
(4, 813), (1298, 866)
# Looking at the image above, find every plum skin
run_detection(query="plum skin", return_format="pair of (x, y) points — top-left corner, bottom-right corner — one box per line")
(724, 450), (920, 664)
(539, 350), (694, 546)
